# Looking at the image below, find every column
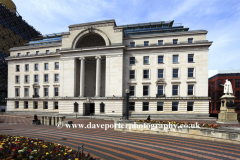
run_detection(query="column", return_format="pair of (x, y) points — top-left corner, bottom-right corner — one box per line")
(95, 56), (101, 97)
(79, 57), (85, 97)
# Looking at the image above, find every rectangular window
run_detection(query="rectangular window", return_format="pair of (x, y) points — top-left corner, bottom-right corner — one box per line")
(44, 74), (48, 82)
(46, 50), (49, 54)
(236, 79), (240, 88)
(158, 40), (163, 45)
(129, 102), (135, 111)
(16, 65), (20, 72)
(44, 102), (48, 109)
(188, 54), (194, 62)
(55, 62), (59, 69)
(173, 69), (178, 78)
(16, 76), (19, 83)
(34, 88), (39, 96)
(212, 81), (215, 89)
(44, 63), (49, 70)
(173, 39), (178, 44)
(129, 57), (135, 65)
(158, 56), (163, 63)
(54, 102), (58, 109)
(55, 88), (59, 96)
(44, 88), (48, 97)
(143, 70), (149, 78)
(217, 79), (223, 88)
(142, 102), (149, 111)
(34, 101), (38, 109)
(130, 42), (135, 47)
(129, 70), (135, 79)
(143, 86), (149, 96)
(24, 101), (28, 109)
(187, 102), (194, 111)
(188, 38), (193, 43)
(172, 102), (178, 111)
(15, 101), (19, 109)
(35, 64), (38, 70)
(236, 91), (240, 99)
(157, 85), (164, 95)
(26, 52), (30, 56)
(157, 102), (163, 111)
(55, 74), (59, 82)
(25, 75), (29, 83)
(188, 85), (194, 95)
(17, 53), (21, 57)
(34, 75), (38, 82)
(100, 103), (105, 113)
(188, 68), (194, 77)
(36, 51), (39, 55)
(25, 64), (29, 71)
(129, 86), (135, 96)
(56, 49), (60, 53)
(172, 85), (178, 95)
(144, 41), (149, 46)
(173, 55), (178, 63)
(15, 88), (20, 97)
(24, 88), (29, 97)
(158, 69), (163, 78)
(143, 56), (149, 64)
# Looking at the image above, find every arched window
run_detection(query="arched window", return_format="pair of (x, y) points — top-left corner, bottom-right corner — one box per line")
(76, 33), (106, 48)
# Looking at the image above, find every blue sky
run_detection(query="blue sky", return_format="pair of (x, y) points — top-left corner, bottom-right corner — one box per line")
(14, 0), (240, 71)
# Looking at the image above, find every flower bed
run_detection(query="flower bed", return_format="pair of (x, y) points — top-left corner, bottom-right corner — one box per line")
(0, 134), (96, 160)
(135, 120), (221, 128)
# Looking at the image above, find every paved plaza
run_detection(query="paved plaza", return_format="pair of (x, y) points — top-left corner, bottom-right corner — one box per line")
(1, 115), (240, 160)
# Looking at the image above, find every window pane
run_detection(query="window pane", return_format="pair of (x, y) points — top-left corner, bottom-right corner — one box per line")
(157, 102), (163, 111)
(130, 57), (135, 65)
(173, 55), (178, 63)
(188, 68), (194, 77)
(55, 62), (59, 69)
(158, 56), (163, 63)
(188, 54), (194, 62)
(158, 85), (163, 95)
(55, 102), (58, 109)
(173, 39), (178, 44)
(172, 85), (178, 95)
(158, 69), (163, 78)
(158, 40), (163, 45)
(187, 102), (194, 111)
(55, 74), (59, 81)
(143, 86), (149, 96)
(142, 102), (149, 111)
(188, 85), (194, 95)
(130, 42), (135, 47)
(188, 38), (193, 43)
(129, 102), (135, 111)
(144, 56), (149, 64)
(55, 88), (59, 96)
(172, 102), (178, 111)
(129, 86), (135, 96)
(129, 70), (135, 79)
(144, 41), (149, 46)
(143, 70), (149, 78)
(173, 69), (178, 78)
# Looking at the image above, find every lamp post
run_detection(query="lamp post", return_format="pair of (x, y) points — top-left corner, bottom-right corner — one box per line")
(125, 89), (130, 120)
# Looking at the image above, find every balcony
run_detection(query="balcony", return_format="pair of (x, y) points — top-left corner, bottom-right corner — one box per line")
(32, 95), (39, 98)
(156, 94), (165, 98)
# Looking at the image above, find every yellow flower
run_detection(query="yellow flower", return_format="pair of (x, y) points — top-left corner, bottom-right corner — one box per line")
(46, 152), (49, 155)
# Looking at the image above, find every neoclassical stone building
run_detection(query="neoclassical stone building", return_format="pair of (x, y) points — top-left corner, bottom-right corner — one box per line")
(6, 19), (212, 118)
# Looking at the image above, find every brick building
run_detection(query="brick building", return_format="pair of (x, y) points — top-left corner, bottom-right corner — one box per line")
(208, 69), (240, 116)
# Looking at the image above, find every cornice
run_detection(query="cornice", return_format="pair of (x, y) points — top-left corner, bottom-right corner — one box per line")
(69, 20), (116, 31)
(9, 43), (62, 51)
(124, 42), (212, 51)
(60, 45), (125, 53)
(123, 30), (208, 40)
(6, 54), (60, 61)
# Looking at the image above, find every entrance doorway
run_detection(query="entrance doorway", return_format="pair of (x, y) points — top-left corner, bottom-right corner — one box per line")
(84, 103), (95, 116)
